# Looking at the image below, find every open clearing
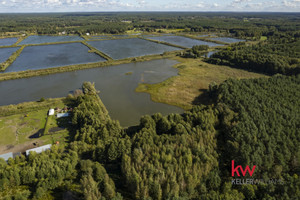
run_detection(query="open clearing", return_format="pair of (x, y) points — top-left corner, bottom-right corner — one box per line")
(136, 57), (268, 110)
(0, 98), (70, 154)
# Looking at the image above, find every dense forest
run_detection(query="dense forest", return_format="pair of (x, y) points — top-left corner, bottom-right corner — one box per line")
(0, 75), (299, 199)
(207, 34), (300, 75)
(0, 12), (299, 37)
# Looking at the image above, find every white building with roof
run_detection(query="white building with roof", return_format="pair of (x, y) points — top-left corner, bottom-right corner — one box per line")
(26, 144), (52, 156)
(0, 152), (13, 161)
(48, 109), (55, 116)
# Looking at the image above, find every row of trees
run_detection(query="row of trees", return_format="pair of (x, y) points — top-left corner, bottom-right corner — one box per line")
(180, 45), (209, 58)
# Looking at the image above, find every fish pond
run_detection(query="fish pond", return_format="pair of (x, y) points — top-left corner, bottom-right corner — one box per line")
(209, 37), (245, 43)
(0, 59), (183, 126)
(0, 37), (18, 46)
(88, 38), (181, 60)
(0, 47), (19, 63)
(4, 43), (105, 72)
(146, 36), (222, 48)
(19, 35), (84, 45)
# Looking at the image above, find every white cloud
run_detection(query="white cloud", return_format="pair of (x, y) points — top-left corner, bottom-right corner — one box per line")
(282, 0), (300, 7)
(196, 2), (204, 8)
(233, 0), (251, 3)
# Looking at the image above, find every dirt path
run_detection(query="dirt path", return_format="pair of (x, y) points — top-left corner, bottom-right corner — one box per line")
(0, 139), (44, 154)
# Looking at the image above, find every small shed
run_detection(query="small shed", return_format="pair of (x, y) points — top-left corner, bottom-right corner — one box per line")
(26, 144), (52, 156)
(0, 152), (13, 161)
(48, 109), (55, 116)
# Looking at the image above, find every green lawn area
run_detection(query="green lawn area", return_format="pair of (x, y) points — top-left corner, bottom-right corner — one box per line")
(136, 57), (268, 110)
(0, 98), (72, 154)
(0, 109), (47, 145)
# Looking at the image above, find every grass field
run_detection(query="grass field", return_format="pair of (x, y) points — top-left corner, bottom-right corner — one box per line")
(260, 36), (268, 41)
(136, 57), (268, 110)
(0, 98), (71, 154)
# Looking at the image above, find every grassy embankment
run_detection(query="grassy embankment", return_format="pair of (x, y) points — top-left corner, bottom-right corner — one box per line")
(0, 50), (182, 81)
(0, 46), (25, 71)
(136, 57), (268, 110)
(81, 41), (113, 60)
(0, 98), (70, 154)
(155, 28), (185, 33)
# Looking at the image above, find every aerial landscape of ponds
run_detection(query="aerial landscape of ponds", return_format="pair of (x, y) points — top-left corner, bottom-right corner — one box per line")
(0, 59), (183, 126)
(18, 35), (84, 45)
(4, 43), (105, 72)
(0, 47), (19, 63)
(209, 37), (245, 43)
(88, 38), (180, 60)
(146, 35), (222, 48)
(0, 37), (18, 46)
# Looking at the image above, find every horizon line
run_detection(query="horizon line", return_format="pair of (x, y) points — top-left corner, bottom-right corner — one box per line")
(0, 11), (299, 14)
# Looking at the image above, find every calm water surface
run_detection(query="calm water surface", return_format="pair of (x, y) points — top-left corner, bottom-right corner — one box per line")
(209, 37), (245, 43)
(19, 35), (84, 45)
(88, 38), (180, 60)
(146, 36), (222, 48)
(0, 47), (19, 63)
(0, 38), (18, 46)
(0, 59), (183, 126)
(5, 43), (105, 72)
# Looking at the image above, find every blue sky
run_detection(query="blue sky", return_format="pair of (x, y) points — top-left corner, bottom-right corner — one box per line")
(0, 0), (299, 12)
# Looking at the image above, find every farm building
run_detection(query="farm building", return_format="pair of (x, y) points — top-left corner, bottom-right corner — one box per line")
(0, 152), (21, 161)
(26, 144), (52, 156)
(57, 113), (70, 118)
(0, 152), (13, 161)
(48, 108), (55, 116)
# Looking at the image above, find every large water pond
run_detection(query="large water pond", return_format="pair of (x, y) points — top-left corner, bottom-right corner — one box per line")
(0, 47), (19, 63)
(209, 37), (245, 43)
(88, 38), (180, 60)
(19, 35), (84, 45)
(0, 38), (18, 46)
(0, 59), (183, 126)
(146, 36), (222, 48)
(5, 43), (105, 72)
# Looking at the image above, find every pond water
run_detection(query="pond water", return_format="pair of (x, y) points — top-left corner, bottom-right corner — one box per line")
(0, 47), (19, 63)
(209, 37), (245, 43)
(90, 36), (112, 40)
(112, 35), (130, 38)
(0, 38), (18, 46)
(0, 59), (183, 126)
(88, 38), (180, 60)
(19, 35), (84, 45)
(5, 43), (105, 72)
(146, 36), (222, 48)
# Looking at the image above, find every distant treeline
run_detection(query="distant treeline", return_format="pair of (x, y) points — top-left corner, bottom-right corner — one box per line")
(1, 76), (299, 199)
(0, 12), (299, 37)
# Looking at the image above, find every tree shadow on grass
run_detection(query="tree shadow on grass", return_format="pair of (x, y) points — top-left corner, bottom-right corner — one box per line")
(192, 89), (217, 106)
(29, 129), (43, 138)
